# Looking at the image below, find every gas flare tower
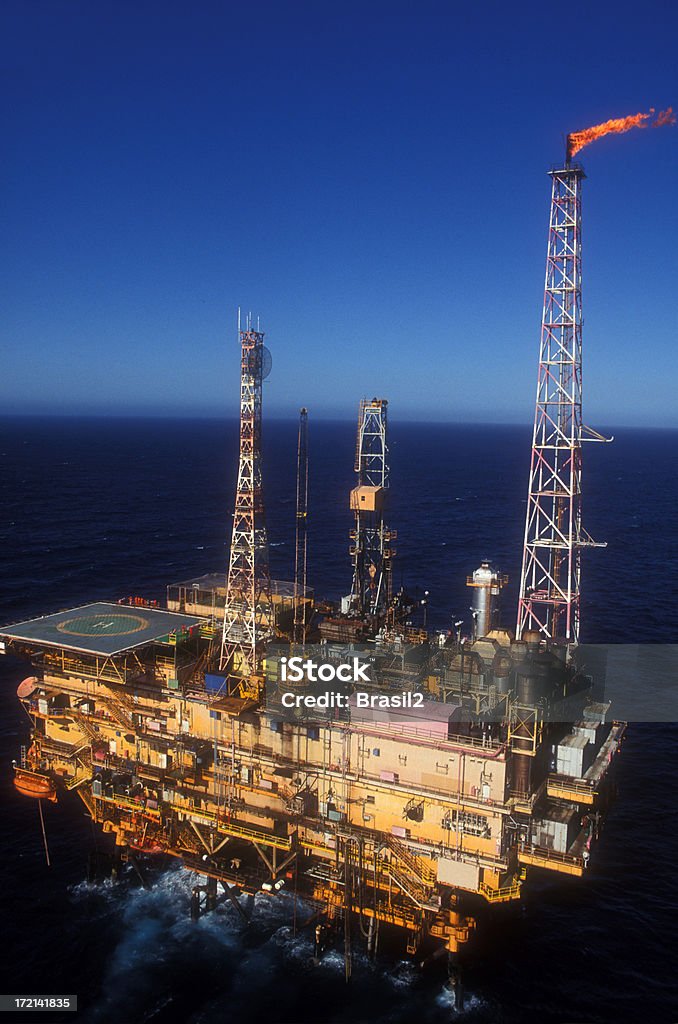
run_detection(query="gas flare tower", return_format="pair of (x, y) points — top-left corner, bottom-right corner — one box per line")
(220, 325), (273, 679)
(348, 398), (394, 621)
(517, 166), (607, 645)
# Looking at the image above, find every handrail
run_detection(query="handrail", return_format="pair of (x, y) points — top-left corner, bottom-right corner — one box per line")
(386, 863), (428, 907)
(479, 880), (522, 903)
(387, 834), (436, 885)
(97, 792), (161, 820)
(518, 843), (583, 868)
(547, 773), (595, 794)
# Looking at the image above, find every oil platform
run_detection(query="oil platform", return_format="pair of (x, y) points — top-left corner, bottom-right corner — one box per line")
(3, 156), (629, 1006)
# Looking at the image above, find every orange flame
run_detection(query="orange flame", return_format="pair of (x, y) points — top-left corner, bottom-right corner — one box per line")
(654, 107), (677, 128)
(567, 107), (676, 159)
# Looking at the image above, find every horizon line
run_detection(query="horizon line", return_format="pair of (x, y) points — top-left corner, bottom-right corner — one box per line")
(1, 411), (677, 432)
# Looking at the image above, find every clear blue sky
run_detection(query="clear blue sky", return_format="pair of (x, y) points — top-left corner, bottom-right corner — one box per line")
(2, 1), (676, 425)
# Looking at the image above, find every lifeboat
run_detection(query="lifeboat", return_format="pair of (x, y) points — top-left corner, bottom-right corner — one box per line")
(13, 768), (58, 803)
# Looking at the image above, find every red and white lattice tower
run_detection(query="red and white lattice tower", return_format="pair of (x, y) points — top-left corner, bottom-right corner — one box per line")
(517, 165), (608, 646)
(220, 325), (273, 677)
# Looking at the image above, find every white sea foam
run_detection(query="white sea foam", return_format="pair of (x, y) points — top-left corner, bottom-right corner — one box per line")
(435, 982), (486, 1016)
(70, 865), (487, 1022)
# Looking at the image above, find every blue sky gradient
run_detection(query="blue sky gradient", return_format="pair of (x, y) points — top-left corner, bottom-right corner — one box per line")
(2, 1), (676, 425)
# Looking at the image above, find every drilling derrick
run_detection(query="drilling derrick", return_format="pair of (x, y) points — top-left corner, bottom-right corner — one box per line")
(293, 407), (309, 647)
(220, 326), (273, 682)
(517, 166), (606, 645)
(348, 398), (394, 621)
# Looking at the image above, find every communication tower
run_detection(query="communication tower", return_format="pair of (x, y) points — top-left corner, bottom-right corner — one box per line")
(293, 407), (309, 647)
(220, 325), (273, 679)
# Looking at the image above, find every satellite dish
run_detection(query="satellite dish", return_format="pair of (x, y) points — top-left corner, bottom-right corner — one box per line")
(246, 346), (273, 380)
(261, 346), (272, 380)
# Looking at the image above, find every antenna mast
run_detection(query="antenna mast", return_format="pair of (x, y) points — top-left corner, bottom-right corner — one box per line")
(220, 326), (273, 685)
(293, 408), (309, 647)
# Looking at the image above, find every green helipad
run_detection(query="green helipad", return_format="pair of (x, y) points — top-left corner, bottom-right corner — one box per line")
(0, 602), (205, 657)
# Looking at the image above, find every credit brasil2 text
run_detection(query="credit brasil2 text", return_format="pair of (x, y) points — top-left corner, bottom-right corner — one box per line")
(281, 691), (425, 709)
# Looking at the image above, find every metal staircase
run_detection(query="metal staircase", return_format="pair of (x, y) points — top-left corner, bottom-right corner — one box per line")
(72, 710), (100, 742)
(101, 688), (137, 732)
(384, 835), (437, 908)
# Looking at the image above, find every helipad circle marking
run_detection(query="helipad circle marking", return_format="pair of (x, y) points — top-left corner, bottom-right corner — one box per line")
(56, 613), (149, 637)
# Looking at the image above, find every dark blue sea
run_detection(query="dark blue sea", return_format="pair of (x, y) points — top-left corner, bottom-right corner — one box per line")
(1, 416), (677, 1023)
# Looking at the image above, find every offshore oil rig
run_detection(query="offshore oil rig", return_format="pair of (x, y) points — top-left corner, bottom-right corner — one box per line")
(4, 127), (659, 1005)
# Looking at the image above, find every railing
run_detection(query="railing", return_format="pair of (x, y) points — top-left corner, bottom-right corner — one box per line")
(349, 716), (504, 750)
(161, 799), (293, 851)
(479, 879), (522, 903)
(97, 792), (161, 820)
(509, 779), (547, 811)
(387, 834), (436, 885)
(381, 626), (428, 645)
(78, 788), (96, 816)
(66, 768), (92, 791)
(355, 765), (507, 812)
(55, 655), (127, 685)
(309, 868), (422, 929)
(40, 735), (81, 757)
(385, 861), (429, 907)
(211, 812), (291, 849)
(135, 761), (168, 781)
(517, 844), (584, 875)
(71, 710), (100, 742)
(547, 773), (596, 797)
(100, 696), (135, 733)
(466, 573), (509, 588)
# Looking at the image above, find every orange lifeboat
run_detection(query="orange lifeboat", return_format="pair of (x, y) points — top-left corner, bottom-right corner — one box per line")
(13, 768), (58, 803)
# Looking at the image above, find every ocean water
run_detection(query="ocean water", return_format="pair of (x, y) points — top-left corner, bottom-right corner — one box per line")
(1, 416), (677, 1023)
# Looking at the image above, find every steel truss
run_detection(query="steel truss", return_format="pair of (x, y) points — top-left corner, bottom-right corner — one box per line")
(349, 398), (395, 620)
(220, 328), (272, 676)
(517, 167), (608, 645)
(293, 407), (309, 647)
